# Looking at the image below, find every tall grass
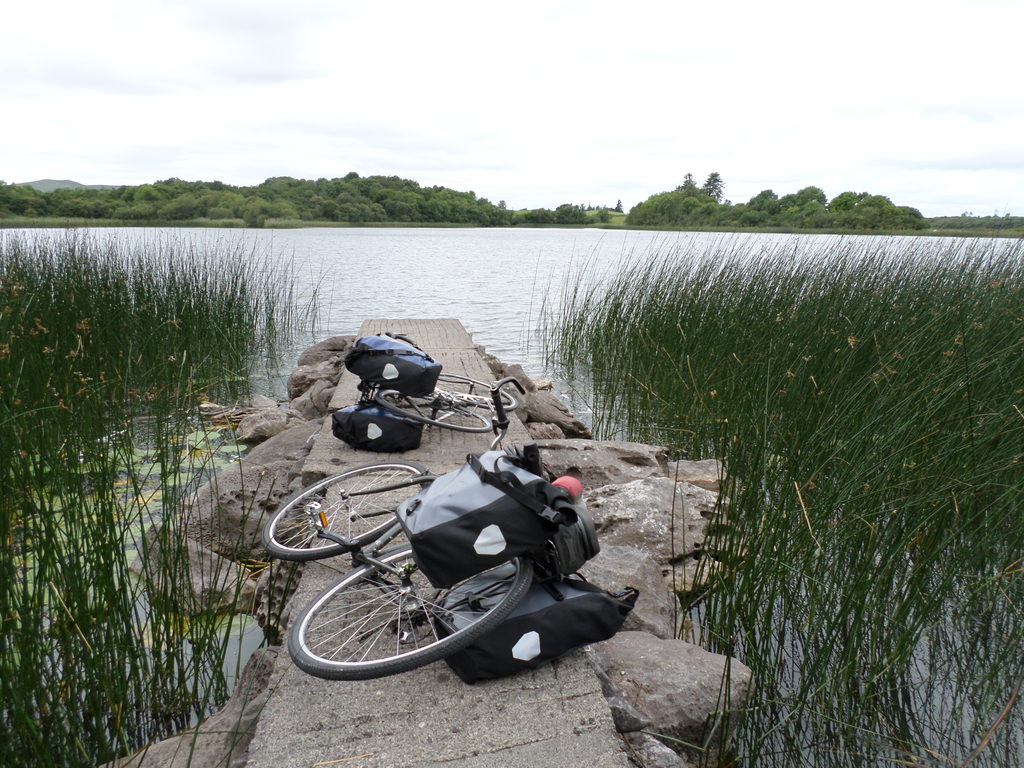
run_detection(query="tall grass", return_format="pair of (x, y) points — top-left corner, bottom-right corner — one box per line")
(546, 235), (1024, 766)
(0, 231), (302, 766)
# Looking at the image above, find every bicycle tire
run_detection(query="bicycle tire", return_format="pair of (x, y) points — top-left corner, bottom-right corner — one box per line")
(287, 547), (532, 680)
(261, 461), (430, 562)
(436, 373), (519, 412)
(374, 374), (518, 433)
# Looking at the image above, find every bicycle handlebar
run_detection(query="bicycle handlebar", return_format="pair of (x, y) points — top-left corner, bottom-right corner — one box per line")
(489, 377), (527, 444)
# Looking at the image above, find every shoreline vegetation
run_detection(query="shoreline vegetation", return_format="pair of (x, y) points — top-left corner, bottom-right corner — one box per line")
(0, 231), (306, 766)
(545, 237), (1024, 766)
(3, 174), (1022, 238)
(3, 216), (1023, 239)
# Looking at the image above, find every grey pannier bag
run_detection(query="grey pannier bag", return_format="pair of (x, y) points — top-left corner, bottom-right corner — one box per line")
(395, 449), (577, 588)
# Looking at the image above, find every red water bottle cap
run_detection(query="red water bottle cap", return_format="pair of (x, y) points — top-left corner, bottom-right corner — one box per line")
(552, 475), (583, 499)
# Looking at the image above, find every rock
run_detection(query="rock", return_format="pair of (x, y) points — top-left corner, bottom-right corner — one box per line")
(623, 732), (691, 768)
(592, 632), (752, 762)
(668, 459), (723, 492)
(586, 477), (720, 593)
(253, 559), (304, 643)
(289, 379), (335, 420)
(199, 401), (258, 425)
(521, 390), (592, 438)
(107, 647), (279, 768)
(579, 544), (678, 639)
(184, 420), (322, 558)
(287, 359), (342, 400)
(184, 462), (301, 559)
(130, 533), (258, 615)
(501, 362), (537, 391)
(199, 401), (226, 416)
(475, 345), (504, 379)
(587, 647), (651, 733)
(244, 418), (322, 468)
(534, 439), (669, 488)
(236, 407), (292, 443)
(474, 349), (539, 392)
(527, 422), (565, 440)
(296, 334), (355, 367)
(251, 394), (278, 409)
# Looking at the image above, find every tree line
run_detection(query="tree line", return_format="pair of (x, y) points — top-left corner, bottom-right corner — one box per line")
(627, 172), (929, 230)
(2, 172), (1013, 232)
(0, 174), (520, 227)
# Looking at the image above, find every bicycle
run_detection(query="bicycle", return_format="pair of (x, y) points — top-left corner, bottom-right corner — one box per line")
(265, 377), (541, 680)
(344, 331), (520, 434)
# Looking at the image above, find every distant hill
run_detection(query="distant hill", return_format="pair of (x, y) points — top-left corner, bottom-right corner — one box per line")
(19, 179), (120, 192)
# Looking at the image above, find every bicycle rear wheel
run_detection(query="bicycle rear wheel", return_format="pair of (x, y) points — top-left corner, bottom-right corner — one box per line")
(288, 548), (532, 680)
(435, 373), (519, 412)
(375, 390), (491, 432)
(261, 461), (431, 561)
(375, 374), (518, 433)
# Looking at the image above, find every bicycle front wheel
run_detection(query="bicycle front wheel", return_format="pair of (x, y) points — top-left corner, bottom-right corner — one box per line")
(288, 547), (532, 680)
(261, 461), (431, 561)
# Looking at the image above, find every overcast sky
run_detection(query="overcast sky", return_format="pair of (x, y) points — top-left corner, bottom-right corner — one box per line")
(3, 0), (1021, 217)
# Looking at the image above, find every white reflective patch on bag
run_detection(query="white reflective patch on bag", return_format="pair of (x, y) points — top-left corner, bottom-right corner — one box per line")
(473, 524), (507, 555)
(512, 631), (541, 661)
(367, 423), (383, 440)
(382, 363), (400, 380)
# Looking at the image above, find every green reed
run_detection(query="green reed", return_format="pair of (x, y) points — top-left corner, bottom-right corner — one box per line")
(0, 231), (303, 766)
(546, 235), (1024, 766)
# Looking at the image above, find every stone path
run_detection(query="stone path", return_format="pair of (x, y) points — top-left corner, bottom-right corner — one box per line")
(245, 319), (632, 768)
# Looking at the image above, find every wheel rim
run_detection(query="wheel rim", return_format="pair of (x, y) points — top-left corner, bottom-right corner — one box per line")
(268, 464), (425, 556)
(379, 391), (492, 432)
(294, 550), (520, 671)
(436, 374), (518, 411)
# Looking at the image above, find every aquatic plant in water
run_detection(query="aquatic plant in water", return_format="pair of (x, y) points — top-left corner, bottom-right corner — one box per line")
(0, 231), (304, 766)
(547, 235), (1024, 766)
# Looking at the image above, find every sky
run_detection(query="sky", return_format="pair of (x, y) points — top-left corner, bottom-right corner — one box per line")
(3, 0), (1021, 218)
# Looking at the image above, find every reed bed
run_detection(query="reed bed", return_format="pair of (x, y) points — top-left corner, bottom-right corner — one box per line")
(0, 231), (302, 766)
(546, 235), (1024, 766)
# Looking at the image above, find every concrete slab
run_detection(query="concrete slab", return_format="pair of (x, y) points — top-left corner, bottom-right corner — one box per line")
(245, 320), (630, 768)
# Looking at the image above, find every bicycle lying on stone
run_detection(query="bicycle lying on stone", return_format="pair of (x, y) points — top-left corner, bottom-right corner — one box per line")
(341, 331), (521, 434)
(261, 377), (627, 682)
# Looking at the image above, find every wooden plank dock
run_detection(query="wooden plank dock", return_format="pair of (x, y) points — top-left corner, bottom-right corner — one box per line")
(245, 319), (631, 768)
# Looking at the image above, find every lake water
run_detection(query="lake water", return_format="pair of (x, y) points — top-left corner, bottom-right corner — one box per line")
(14, 225), (1010, 392)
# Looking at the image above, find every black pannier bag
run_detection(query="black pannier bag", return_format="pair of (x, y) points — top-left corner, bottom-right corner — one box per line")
(344, 333), (442, 396)
(438, 570), (638, 683)
(331, 404), (423, 453)
(395, 450), (577, 588)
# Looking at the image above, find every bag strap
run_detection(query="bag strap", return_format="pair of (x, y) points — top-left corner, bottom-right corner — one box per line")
(359, 347), (434, 360)
(348, 334), (435, 362)
(467, 454), (571, 526)
(385, 332), (421, 348)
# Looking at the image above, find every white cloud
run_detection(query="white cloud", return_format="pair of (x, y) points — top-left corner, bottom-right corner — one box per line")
(2, 0), (1022, 216)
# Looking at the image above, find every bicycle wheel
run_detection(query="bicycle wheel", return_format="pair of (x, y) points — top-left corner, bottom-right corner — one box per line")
(288, 547), (532, 680)
(261, 461), (431, 562)
(375, 389), (491, 432)
(437, 373), (519, 412)
(374, 374), (518, 433)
